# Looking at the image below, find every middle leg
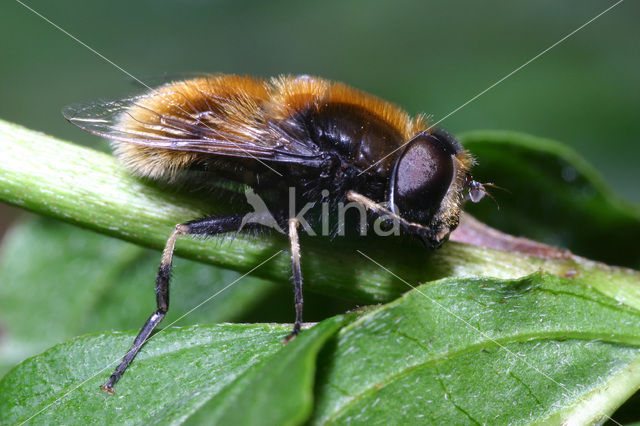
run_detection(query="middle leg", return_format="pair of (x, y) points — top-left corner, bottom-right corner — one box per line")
(284, 217), (303, 342)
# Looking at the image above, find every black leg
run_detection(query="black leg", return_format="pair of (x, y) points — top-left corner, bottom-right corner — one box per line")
(284, 218), (304, 343)
(102, 214), (248, 394)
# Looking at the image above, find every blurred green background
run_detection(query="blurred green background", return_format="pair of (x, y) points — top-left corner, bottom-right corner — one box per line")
(1, 0), (638, 206)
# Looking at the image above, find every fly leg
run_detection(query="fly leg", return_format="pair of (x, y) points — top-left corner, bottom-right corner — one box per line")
(102, 213), (257, 394)
(283, 217), (303, 343)
(346, 190), (440, 243)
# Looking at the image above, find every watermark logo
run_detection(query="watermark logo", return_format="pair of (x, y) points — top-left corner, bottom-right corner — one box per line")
(239, 187), (401, 237)
(239, 187), (285, 233)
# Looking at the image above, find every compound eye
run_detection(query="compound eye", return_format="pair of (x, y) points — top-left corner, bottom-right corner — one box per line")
(391, 133), (455, 221)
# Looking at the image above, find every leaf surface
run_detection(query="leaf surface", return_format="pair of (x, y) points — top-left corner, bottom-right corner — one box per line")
(0, 315), (350, 425)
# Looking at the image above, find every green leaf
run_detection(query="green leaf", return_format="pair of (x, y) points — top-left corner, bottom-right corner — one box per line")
(4, 273), (640, 425)
(0, 315), (350, 425)
(312, 273), (640, 424)
(182, 315), (350, 426)
(0, 217), (279, 377)
(461, 130), (640, 268)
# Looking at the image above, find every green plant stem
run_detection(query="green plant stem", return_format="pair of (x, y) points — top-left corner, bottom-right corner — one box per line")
(0, 119), (639, 306)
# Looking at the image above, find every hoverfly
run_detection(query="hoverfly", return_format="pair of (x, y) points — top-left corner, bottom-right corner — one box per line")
(63, 74), (487, 393)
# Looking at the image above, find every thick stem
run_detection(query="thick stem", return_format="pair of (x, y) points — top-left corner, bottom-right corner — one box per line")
(0, 119), (638, 307)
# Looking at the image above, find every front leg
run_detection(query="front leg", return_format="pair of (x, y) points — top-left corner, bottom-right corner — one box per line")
(345, 190), (441, 246)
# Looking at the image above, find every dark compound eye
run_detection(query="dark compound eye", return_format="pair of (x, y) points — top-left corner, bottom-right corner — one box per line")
(390, 133), (455, 223)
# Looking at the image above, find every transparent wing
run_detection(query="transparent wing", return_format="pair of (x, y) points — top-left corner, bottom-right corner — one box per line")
(62, 88), (323, 165)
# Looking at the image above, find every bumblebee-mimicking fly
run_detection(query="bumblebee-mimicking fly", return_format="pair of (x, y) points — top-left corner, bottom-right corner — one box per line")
(63, 74), (488, 393)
